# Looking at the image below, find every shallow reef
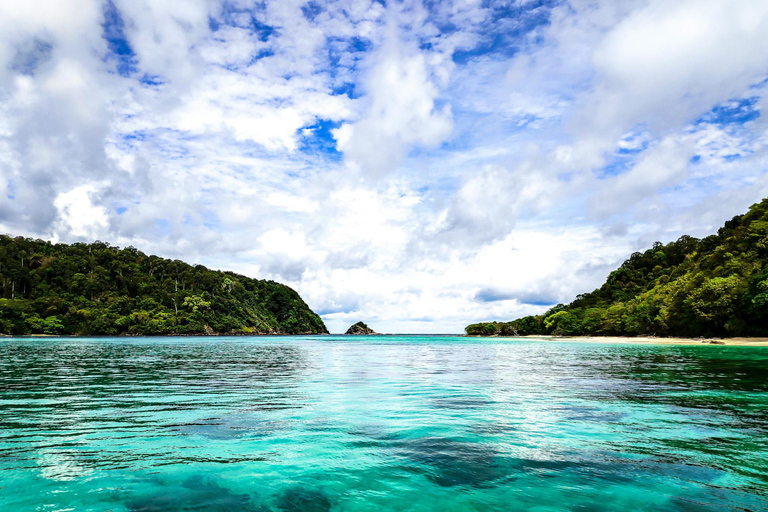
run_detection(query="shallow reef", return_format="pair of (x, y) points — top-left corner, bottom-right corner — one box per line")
(127, 476), (263, 512)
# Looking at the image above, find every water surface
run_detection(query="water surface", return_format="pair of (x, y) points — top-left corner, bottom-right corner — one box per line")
(1, 336), (767, 511)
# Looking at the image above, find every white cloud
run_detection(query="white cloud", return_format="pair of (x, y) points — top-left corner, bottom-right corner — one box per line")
(2, 0), (768, 333)
(590, 136), (695, 218)
(53, 185), (109, 238)
(333, 16), (453, 177)
(589, 0), (768, 133)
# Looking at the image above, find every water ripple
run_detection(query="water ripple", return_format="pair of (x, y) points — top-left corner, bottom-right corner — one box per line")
(0, 336), (766, 511)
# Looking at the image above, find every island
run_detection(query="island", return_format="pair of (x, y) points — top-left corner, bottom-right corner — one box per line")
(467, 198), (768, 338)
(0, 236), (328, 336)
(345, 321), (379, 335)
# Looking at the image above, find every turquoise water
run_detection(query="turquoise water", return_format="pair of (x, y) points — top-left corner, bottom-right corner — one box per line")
(1, 336), (767, 511)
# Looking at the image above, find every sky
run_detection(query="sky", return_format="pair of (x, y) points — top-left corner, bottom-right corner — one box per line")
(1, 0), (768, 333)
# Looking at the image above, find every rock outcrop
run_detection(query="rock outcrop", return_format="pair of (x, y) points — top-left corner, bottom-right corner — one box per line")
(345, 321), (378, 335)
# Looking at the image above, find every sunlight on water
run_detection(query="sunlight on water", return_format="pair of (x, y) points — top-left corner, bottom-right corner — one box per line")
(1, 336), (767, 511)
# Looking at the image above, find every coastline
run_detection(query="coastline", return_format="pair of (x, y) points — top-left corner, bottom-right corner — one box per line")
(0, 332), (330, 338)
(467, 335), (768, 346)
(6, 333), (768, 346)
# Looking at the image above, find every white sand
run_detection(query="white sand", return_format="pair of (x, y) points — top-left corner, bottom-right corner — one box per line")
(491, 335), (768, 346)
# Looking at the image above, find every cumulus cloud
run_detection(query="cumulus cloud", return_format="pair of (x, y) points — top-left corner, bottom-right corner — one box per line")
(1, 0), (768, 332)
(589, 0), (768, 134)
(54, 185), (109, 239)
(590, 136), (695, 218)
(333, 20), (453, 177)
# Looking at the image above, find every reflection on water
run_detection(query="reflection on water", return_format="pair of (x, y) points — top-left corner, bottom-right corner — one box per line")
(1, 336), (767, 511)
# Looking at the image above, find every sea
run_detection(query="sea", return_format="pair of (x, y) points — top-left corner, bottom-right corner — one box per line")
(1, 335), (766, 511)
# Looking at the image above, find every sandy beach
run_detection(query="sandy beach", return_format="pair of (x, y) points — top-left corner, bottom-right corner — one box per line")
(508, 335), (768, 346)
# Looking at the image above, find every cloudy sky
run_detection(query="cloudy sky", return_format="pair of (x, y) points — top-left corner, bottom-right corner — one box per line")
(1, 0), (768, 333)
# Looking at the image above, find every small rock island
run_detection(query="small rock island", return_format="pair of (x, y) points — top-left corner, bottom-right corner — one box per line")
(345, 321), (379, 335)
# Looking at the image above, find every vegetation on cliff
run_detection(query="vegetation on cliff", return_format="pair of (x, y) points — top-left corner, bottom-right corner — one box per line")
(467, 198), (768, 338)
(345, 321), (378, 335)
(0, 236), (328, 335)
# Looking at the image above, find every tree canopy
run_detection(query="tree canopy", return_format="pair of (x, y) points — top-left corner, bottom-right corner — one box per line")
(466, 198), (768, 338)
(0, 236), (327, 336)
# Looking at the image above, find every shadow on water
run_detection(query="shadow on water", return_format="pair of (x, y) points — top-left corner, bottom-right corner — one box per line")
(396, 436), (506, 487)
(393, 435), (765, 511)
(274, 486), (332, 512)
(430, 396), (494, 410)
(127, 475), (265, 512)
(127, 476), (334, 512)
(346, 423), (767, 512)
(169, 414), (287, 440)
(559, 405), (627, 423)
(347, 426), (506, 487)
(349, 427), (637, 489)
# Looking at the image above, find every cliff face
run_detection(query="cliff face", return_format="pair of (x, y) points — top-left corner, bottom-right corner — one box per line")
(345, 321), (378, 335)
(0, 236), (328, 336)
(467, 198), (768, 338)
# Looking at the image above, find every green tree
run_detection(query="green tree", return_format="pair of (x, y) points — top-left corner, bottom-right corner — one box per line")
(0, 236), (327, 336)
(466, 198), (768, 338)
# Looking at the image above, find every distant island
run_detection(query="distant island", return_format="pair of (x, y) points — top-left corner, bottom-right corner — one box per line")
(345, 321), (378, 335)
(0, 236), (328, 336)
(467, 198), (768, 338)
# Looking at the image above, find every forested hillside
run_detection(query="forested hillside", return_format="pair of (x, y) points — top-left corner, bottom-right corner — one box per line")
(0, 236), (328, 336)
(466, 198), (768, 338)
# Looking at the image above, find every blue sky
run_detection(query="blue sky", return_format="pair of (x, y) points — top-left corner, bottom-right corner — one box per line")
(1, 0), (768, 332)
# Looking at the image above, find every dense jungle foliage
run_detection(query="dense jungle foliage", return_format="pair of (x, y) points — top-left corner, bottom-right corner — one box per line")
(0, 236), (328, 335)
(466, 198), (768, 338)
